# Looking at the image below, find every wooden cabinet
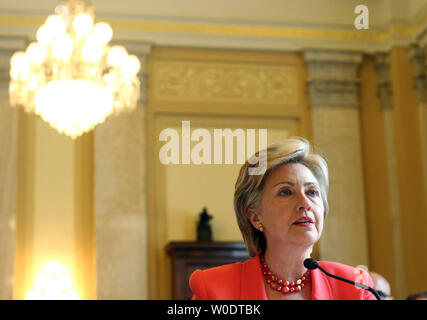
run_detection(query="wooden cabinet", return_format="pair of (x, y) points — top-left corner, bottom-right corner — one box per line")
(166, 241), (250, 300)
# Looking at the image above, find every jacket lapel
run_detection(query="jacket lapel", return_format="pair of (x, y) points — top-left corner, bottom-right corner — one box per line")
(310, 267), (334, 300)
(240, 252), (268, 300)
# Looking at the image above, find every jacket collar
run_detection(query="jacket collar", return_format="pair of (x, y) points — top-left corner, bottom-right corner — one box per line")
(240, 252), (334, 300)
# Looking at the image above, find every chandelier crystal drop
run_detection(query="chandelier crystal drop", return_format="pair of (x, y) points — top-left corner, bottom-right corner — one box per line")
(9, 0), (141, 139)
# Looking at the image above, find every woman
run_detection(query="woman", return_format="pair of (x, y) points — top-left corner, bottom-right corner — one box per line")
(190, 137), (375, 300)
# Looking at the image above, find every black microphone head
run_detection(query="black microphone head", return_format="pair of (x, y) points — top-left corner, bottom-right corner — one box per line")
(304, 258), (319, 270)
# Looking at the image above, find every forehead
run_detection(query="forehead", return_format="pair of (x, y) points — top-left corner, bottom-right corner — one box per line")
(265, 163), (318, 186)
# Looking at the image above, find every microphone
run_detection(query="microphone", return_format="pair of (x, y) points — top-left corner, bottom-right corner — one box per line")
(304, 258), (381, 300)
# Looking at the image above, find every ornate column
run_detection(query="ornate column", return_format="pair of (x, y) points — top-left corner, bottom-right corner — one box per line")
(94, 41), (151, 299)
(0, 35), (26, 299)
(374, 52), (406, 297)
(304, 50), (370, 267)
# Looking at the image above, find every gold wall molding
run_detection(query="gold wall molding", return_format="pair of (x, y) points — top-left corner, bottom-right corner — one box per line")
(1, 7), (426, 52)
(1, 12), (426, 42)
(152, 61), (298, 104)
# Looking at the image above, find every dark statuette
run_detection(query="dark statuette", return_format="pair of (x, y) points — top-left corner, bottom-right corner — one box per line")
(197, 207), (213, 242)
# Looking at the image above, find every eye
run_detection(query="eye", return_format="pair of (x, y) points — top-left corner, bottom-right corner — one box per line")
(307, 189), (319, 197)
(278, 189), (291, 196)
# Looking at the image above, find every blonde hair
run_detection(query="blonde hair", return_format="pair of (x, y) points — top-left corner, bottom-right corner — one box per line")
(234, 137), (329, 257)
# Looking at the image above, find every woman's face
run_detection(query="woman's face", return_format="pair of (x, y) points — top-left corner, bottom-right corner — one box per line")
(251, 163), (325, 249)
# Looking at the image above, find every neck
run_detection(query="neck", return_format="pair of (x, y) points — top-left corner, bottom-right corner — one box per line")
(263, 244), (312, 281)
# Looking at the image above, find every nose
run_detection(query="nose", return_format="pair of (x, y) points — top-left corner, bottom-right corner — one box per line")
(297, 192), (311, 212)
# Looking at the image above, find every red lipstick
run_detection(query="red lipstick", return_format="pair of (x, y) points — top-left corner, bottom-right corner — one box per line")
(293, 217), (314, 227)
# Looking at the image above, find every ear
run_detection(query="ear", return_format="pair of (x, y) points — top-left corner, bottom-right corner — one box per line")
(247, 208), (262, 229)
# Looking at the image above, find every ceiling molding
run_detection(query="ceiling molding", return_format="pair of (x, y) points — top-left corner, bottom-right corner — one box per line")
(0, 0), (426, 53)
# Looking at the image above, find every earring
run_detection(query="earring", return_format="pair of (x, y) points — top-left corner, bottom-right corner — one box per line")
(258, 223), (265, 232)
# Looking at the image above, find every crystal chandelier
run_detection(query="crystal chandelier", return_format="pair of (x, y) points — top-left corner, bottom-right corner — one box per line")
(9, 0), (141, 139)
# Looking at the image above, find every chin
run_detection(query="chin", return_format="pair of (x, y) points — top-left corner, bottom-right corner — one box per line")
(300, 232), (320, 246)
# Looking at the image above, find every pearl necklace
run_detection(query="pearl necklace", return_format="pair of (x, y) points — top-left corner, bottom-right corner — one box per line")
(260, 254), (311, 294)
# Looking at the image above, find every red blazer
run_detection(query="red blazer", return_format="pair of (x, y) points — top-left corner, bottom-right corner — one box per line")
(190, 252), (376, 300)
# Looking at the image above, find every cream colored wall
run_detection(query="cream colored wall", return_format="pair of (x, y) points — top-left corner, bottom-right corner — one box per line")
(32, 118), (75, 279)
(163, 117), (299, 243)
(14, 114), (95, 300)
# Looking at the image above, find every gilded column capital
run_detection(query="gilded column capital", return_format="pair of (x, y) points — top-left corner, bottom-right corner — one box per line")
(374, 52), (393, 110)
(409, 42), (426, 104)
(111, 40), (152, 104)
(0, 36), (28, 90)
(417, 28), (427, 51)
(303, 50), (363, 108)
